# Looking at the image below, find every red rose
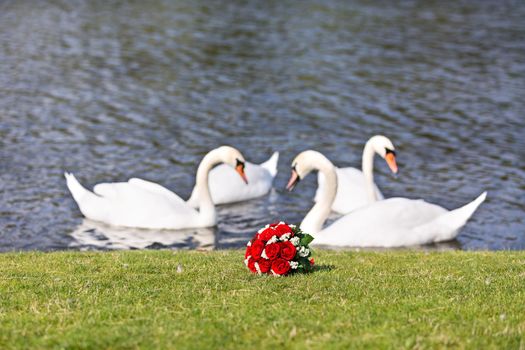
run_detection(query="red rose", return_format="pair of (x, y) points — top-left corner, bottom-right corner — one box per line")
(271, 258), (291, 275)
(279, 241), (296, 260)
(251, 239), (265, 260)
(259, 227), (275, 241)
(274, 223), (292, 237)
(246, 257), (257, 273)
(264, 243), (281, 260)
(309, 258), (315, 266)
(245, 244), (252, 258)
(257, 259), (271, 273)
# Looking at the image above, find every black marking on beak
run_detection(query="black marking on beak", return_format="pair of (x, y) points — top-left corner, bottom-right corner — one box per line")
(286, 165), (301, 191)
(385, 148), (396, 156)
(236, 158), (245, 170)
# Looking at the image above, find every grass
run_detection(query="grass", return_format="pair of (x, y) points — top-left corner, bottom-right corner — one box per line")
(0, 250), (524, 349)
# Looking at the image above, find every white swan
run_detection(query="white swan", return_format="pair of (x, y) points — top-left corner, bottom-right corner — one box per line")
(187, 151), (278, 206)
(65, 146), (248, 230)
(287, 150), (487, 247)
(315, 135), (398, 214)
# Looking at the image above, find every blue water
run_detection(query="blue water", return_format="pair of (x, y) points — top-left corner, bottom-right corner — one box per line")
(1, 0), (524, 251)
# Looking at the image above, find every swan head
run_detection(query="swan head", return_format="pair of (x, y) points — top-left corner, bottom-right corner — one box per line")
(216, 145), (248, 184)
(369, 135), (398, 174)
(286, 150), (333, 191)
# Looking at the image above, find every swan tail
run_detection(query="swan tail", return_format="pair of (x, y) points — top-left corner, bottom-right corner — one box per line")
(64, 172), (91, 203)
(260, 151), (279, 177)
(414, 191), (487, 242)
(64, 172), (96, 211)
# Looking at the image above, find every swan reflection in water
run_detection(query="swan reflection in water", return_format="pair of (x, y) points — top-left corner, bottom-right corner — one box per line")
(69, 190), (281, 251)
(70, 219), (216, 250)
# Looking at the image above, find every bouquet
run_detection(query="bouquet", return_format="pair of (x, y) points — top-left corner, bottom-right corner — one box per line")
(244, 222), (314, 276)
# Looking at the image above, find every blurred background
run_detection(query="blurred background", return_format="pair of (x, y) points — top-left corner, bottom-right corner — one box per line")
(0, 0), (524, 251)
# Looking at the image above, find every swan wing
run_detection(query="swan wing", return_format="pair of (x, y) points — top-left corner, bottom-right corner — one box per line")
(117, 179), (197, 226)
(411, 192), (487, 242)
(93, 182), (119, 199)
(128, 178), (187, 206)
(314, 197), (449, 247)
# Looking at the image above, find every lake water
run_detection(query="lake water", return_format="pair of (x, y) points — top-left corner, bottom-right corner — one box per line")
(1, 0), (524, 251)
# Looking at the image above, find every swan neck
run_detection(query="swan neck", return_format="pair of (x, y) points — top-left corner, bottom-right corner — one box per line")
(301, 162), (337, 234)
(362, 141), (377, 202)
(194, 150), (220, 222)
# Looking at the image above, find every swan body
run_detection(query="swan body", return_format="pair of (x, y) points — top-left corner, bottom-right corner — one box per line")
(288, 150), (487, 248)
(314, 194), (486, 247)
(315, 135), (397, 214)
(187, 152), (278, 206)
(65, 146), (247, 230)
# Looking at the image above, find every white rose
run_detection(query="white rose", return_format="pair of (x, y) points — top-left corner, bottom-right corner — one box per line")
(267, 236), (278, 244)
(280, 233), (291, 241)
(299, 246), (310, 257)
(254, 262), (262, 274)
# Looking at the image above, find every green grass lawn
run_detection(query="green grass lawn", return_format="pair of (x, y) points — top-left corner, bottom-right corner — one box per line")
(1, 250), (524, 349)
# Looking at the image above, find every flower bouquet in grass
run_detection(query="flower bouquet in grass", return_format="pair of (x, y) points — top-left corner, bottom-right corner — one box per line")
(244, 222), (314, 276)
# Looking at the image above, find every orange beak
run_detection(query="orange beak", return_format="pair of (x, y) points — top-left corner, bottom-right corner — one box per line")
(286, 170), (300, 191)
(235, 164), (248, 184)
(385, 152), (398, 174)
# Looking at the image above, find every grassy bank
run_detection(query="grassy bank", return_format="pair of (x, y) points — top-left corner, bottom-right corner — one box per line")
(0, 250), (524, 349)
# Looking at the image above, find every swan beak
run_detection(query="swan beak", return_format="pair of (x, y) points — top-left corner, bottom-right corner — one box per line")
(286, 170), (300, 192)
(236, 164), (248, 184)
(385, 152), (398, 174)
